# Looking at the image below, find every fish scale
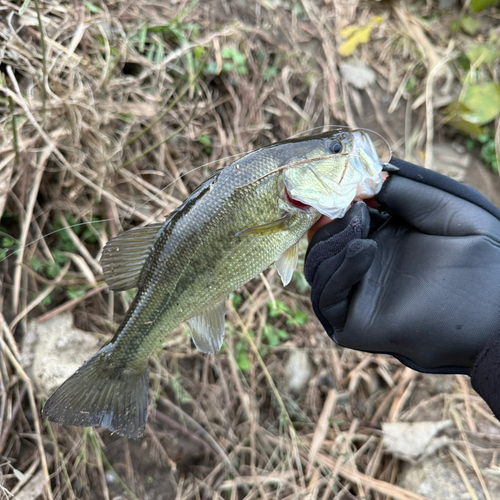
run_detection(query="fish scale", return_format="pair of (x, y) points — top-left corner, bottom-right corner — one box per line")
(42, 130), (384, 437)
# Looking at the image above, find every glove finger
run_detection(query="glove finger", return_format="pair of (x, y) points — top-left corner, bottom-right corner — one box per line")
(377, 170), (500, 239)
(317, 239), (377, 331)
(388, 157), (500, 221)
(305, 202), (370, 284)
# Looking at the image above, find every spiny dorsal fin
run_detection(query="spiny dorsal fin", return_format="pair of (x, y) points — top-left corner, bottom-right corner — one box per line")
(187, 299), (226, 354)
(100, 222), (163, 291)
(275, 242), (299, 286)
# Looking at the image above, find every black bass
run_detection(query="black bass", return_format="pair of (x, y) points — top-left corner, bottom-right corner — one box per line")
(43, 130), (385, 437)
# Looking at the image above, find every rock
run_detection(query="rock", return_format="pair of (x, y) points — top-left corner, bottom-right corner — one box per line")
(431, 143), (472, 182)
(382, 420), (452, 460)
(398, 456), (500, 500)
(14, 470), (46, 500)
(340, 60), (376, 90)
(285, 349), (312, 395)
(438, 0), (458, 8)
(463, 158), (500, 207)
(21, 313), (100, 396)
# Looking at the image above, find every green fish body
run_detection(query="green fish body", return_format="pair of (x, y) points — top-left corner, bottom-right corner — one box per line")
(43, 130), (384, 437)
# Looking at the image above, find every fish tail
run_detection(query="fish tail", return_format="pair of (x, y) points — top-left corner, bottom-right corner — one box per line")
(42, 345), (149, 438)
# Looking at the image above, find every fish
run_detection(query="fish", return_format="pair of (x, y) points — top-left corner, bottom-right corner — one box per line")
(42, 129), (385, 438)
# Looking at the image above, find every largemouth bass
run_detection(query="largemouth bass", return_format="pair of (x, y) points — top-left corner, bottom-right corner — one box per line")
(43, 130), (386, 437)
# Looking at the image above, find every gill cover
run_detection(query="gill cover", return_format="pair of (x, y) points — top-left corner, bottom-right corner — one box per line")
(283, 131), (384, 219)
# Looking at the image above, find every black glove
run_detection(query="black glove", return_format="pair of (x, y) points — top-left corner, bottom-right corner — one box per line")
(305, 158), (500, 418)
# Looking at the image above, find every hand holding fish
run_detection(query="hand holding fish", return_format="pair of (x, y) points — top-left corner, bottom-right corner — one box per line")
(306, 157), (500, 421)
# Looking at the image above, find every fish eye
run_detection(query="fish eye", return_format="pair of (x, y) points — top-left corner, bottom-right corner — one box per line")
(330, 140), (343, 154)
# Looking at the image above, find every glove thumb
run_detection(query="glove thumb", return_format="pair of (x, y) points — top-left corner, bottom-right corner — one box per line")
(305, 202), (371, 285)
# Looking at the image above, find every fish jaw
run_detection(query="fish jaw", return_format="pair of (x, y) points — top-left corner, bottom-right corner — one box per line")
(282, 130), (384, 219)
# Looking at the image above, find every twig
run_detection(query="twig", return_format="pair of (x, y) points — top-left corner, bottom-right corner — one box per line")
(59, 213), (102, 275)
(11, 126), (62, 313)
(37, 283), (107, 323)
(424, 46), (455, 170)
(118, 104), (198, 170)
(126, 51), (209, 147)
(33, 0), (47, 115)
(9, 260), (70, 331)
(8, 95), (19, 164)
(0, 319), (53, 500)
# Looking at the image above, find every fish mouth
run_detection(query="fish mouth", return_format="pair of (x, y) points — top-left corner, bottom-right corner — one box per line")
(285, 187), (314, 211)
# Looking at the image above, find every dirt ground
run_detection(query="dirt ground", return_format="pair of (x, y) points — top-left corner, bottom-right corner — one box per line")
(1, 0), (500, 499)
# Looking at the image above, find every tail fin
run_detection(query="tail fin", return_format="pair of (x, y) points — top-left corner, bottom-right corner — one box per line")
(42, 346), (149, 438)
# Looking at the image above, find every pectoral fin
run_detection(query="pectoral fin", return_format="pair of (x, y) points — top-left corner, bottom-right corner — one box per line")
(275, 242), (299, 286)
(236, 215), (290, 238)
(187, 299), (226, 354)
(100, 222), (163, 291)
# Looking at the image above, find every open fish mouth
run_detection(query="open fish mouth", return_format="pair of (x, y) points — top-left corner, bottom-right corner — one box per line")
(282, 130), (384, 219)
(284, 187), (314, 211)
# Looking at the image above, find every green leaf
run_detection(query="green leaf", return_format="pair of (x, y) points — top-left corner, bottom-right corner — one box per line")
(276, 329), (289, 340)
(268, 299), (291, 318)
(459, 16), (481, 35)
(67, 286), (87, 300)
(263, 65), (278, 81)
(470, 0), (499, 12)
(138, 24), (148, 53)
(205, 62), (218, 75)
(236, 343), (251, 371)
(451, 119), (484, 136)
(466, 43), (500, 72)
(480, 139), (498, 172)
(460, 82), (500, 125)
(19, 0), (31, 16)
(199, 134), (211, 146)
(263, 325), (279, 346)
(292, 270), (310, 294)
(52, 250), (69, 266)
(84, 1), (101, 13)
(46, 262), (61, 279)
(231, 293), (242, 308)
(41, 294), (52, 307)
(30, 257), (45, 273)
(287, 308), (308, 326)
(194, 46), (205, 61)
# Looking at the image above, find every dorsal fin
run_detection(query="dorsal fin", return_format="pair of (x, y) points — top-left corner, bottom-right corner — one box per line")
(100, 223), (163, 291)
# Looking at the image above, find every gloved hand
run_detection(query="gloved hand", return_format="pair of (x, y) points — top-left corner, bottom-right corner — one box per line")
(305, 158), (500, 417)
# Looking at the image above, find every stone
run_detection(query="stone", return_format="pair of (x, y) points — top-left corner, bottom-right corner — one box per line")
(382, 420), (452, 460)
(21, 313), (100, 396)
(398, 456), (497, 500)
(285, 349), (312, 395)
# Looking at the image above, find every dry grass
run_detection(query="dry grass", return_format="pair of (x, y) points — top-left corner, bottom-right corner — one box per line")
(1, 0), (500, 499)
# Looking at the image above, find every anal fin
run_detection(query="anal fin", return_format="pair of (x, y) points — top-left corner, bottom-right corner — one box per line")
(187, 299), (226, 354)
(100, 222), (163, 291)
(275, 242), (299, 286)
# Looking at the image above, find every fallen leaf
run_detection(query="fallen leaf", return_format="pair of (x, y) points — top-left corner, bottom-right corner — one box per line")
(339, 16), (383, 57)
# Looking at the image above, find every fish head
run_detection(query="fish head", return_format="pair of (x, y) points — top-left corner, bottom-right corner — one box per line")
(282, 130), (385, 219)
